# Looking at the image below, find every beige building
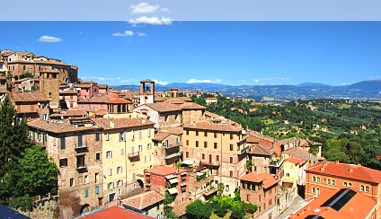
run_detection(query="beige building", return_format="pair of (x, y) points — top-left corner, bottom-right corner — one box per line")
(152, 132), (182, 166)
(94, 117), (155, 203)
(182, 121), (249, 196)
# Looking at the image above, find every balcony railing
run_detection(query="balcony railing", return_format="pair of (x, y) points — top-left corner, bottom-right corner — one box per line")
(164, 143), (181, 149)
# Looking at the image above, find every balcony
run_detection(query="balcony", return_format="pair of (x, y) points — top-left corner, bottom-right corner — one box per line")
(128, 151), (140, 159)
(75, 144), (88, 153)
(165, 148), (181, 159)
(164, 143), (180, 149)
(201, 161), (220, 168)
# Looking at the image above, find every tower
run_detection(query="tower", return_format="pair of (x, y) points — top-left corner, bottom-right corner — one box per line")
(139, 79), (155, 105)
(40, 71), (60, 110)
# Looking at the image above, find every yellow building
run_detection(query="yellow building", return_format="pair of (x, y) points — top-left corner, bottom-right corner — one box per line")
(94, 117), (155, 203)
(282, 157), (303, 201)
(183, 121), (249, 196)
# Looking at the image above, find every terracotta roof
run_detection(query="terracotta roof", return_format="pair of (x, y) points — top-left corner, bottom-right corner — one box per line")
(285, 157), (304, 166)
(27, 118), (100, 134)
(278, 137), (299, 145)
(204, 111), (223, 119)
(152, 132), (172, 141)
(248, 144), (275, 156)
(97, 84), (108, 89)
(82, 206), (152, 219)
(284, 148), (309, 165)
(178, 97), (192, 102)
(163, 98), (186, 104)
(94, 118), (154, 130)
(240, 173), (278, 189)
(122, 191), (164, 210)
(247, 130), (276, 143)
(154, 96), (165, 102)
(184, 122), (242, 133)
(246, 135), (259, 144)
(181, 102), (205, 110)
(78, 94), (111, 103)
(60, 90), (78, 95)
(94, 109), (107, 116)
(307, 161), (381, 184)
(146, 166), (187, 176)
(290, 189), (376, 219)
(11, 92), (49, 102)
(108, 98), (133, 104)
(144, 103), (182, 113)
(50, 110), (88, 118)
(33, 59), (70, 66)
(74, 83), (94, 88)
(165, 127), (183, 136)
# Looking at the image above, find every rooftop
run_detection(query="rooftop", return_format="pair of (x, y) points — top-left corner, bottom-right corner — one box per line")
(27, 118), (100, 134)
(290, 189), (376, 219)
(81, 206), (152, 219)
(240, 172), (278, 189)
(94, 118), (154, 130)
(247, 144), (275, 156)
(152, 132), (172, 142)
(284, 147), (310, 165)
(184, 121), (242, 133)
(11, 92), (49, 103)
(121, 191), (164, 210)
(307, 161), (381, 184)
(146, 166), (187, 176)
(143, 103), (182, 113)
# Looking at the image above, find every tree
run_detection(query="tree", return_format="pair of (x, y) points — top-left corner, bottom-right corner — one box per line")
(185, 200), (212, 219)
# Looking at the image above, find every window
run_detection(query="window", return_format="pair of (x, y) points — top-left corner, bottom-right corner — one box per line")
(214, 132), (217, 138)
(186, 151), (189, 158)
(139, 130), (142, 139)
(186, 140), (189, 146)
(204, 132), (207, 137)
(76, 155), (85, 168)
(312, 187), (316, 193)
(119, 132), (126, 142)
(84, 189), (89, 198)
(196, 131), (199, 136)
(196, 141), (199, 147)
(147, 143), (151, 150)
(186, 130), (189, 135)
(214, 143), (217, 149)
(105, 133), (109, 141)
(202, 154), (205, 160)
(96, 152), (101, 161)
(230, 156), (233, 163)
(204, 141), (207, 148)
(360, 185), (365, 191)
(106, 151), (112, 158)
(327, 179), (331, 185)
(348, 182), (352, 187)
(230, 171), (233, 177)
(230, 144), (233, 151)
(366, 186), (370, 192)
(121, 148), (125, 155)
(95, 173), (99, 183)
(117, 166), (123, 174)
(286, 173), (290, 177)
(316, 177), (320, 182)
(230, 134), (233, 140)
(60, 137), (66, 149)
(70, 178), (75, 187)
(138, 145), (142, 152)
(85, 175), (89, 184)
(216, 155), (220, 162)
(332, 180), (336, 185)
(148, 128), (151, 138)
(247, 194), (250, 201)
(60, 158), (68, 167)
(343, 181), (348, 186)
(95, 186), (100, 194)
(95, 133), (100, 141)
(78, 134), (83, 147)
(109, 168), (112, 176)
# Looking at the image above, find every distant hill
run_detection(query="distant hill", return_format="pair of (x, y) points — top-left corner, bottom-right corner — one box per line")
(113, 80), (381, 99)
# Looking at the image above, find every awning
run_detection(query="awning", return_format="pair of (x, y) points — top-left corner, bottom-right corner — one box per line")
(182, 160), (194, 165)
(165, 174), (176, 179)
(196, 172), (205, 176)
(180, 172), (187, 176)
(169, 178), (179, 184)
(167, 187), (178, 195)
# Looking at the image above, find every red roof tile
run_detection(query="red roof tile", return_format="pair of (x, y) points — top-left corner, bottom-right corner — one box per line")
(121, 191), (164, 210)
(184, 121), (242, 133)
(240, 173), (278, 189)
(108, 98), (133, 104)
(146, 166), (187, 176)
(82, 206), (152, 219)
(307, 161), (381, 184)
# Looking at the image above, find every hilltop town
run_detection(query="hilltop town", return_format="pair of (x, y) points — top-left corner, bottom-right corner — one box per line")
(1, 50), (381, 219)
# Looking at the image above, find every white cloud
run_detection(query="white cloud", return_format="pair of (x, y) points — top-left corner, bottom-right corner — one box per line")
(112, 30), (134, 37)
(129, 16), (172, 25)
(153, 79), (169, 86)
(112, 30), (146, 37)
(130, 2), (159, 14)
(253, 77), (289, 83)
(38, 35), (62, 43)
(187, 79), (222, 84)
(161, 8), (170, 12)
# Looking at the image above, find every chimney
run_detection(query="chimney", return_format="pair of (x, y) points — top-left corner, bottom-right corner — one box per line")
(335, 160), (339, 164)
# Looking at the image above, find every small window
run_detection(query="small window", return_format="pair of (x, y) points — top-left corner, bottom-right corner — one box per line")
(60, 158), (68, 167)
(186, 140), (189, 146)
(106, 151), (112, 158)
(204, 132), (207, 137)
(196, 131), (199, 136)
(214, 132), (217, 138)
(230, 171), (233, 177)
(230, 144), (233, 151)
(117, 166), (123, 174)
(343, 181), (348, 186)
(109, 168), (112, 176)
(95, 133), (100, 141)
(230, 156), (233, 163)
(214, 143), (217, 149)
(332, 180), (336, 185)
(96, 152), (101, 161)
(230, 134), (233, 140)
(138, 145), (142, 152)
(121, 148), (125, 155)
(360, 185), (365, 191)
(85, 175), (89, 184)
(70, 178), (75, 187)
(186, 130), (189, 135)
(204, 141), (207, 148)
(147, 143), (151, 150)
(84, 189), (89, 198)
(327, 179), (331, 184)
(366, 186), (370, 192)
(60, 137), (66, 149)
(196, 141), (199, 147)
(216, 155), (220, 161)
(316, 177), (320, 182)
(186, 151), (189, 158)
(95, 186), (100, 194)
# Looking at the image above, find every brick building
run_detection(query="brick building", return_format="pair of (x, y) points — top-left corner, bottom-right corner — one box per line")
(240, 172), (279, 218)
(28, 117), (104, 218)
(305, 161), (381, 218)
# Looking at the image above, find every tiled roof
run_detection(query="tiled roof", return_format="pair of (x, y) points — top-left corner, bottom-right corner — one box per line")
(289, 189), (376, 219)
(33, 59), (70, 66)
(278, 137), (298, 145)
(246, 135), (259, 144)
(144, 103), (182, 113)
(181, 102), (205, 110)
(284, 148), (309, 164)
(152, 132), (172, 141)
(11, 92), (49, 102)
(240, 173), (278, 189)
(108, 98), (133, 104)
(50, 110), (88, 118)
(78, 94), (111, 103)
(94, 109), (107, 116)
(82, 206), (152, 219)
(163, 98), (185, 104)
(94, 118), (154, 130)
(178, 97), (192, 102)
(165, 127), (183, 136)
(248, 144), (275, 156)
(97, 84), (108, 89)
(247, 130), (276, 143)
(146, 166), (187, 176)
(307, 161), (381, 184)
(27, 118), (100, 134)
(285, 157), (304, 166)
(60, 90), (78, 95)
(74, 83), (95, 88)
(121, 191), (164, 210)
(184, 121), (242, 133)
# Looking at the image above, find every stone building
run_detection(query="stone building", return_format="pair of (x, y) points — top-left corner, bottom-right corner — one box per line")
(152, 132), (182, 165)
(28, 117), (104, 218)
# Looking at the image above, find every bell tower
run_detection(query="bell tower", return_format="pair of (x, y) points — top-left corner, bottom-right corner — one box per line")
(139, 79), (155, 105)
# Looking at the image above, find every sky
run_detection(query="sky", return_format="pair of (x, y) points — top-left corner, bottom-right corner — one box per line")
(0, 2), (380, 86)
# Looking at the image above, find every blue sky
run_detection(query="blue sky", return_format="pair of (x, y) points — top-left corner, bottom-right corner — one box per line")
(0, 21), (380, 86)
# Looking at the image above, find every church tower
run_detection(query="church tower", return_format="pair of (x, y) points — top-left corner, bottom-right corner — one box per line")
(139, 79), (155, 105)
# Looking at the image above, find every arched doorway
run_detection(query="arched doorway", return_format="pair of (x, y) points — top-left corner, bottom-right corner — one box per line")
(80, 204), (90, 215)
(137, 179), (144, 188)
